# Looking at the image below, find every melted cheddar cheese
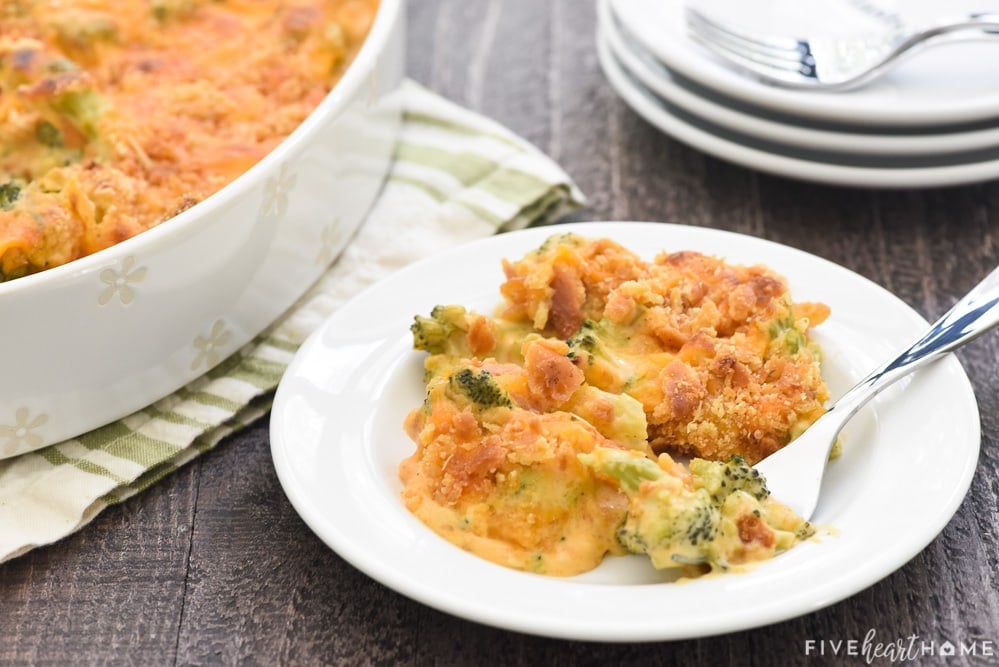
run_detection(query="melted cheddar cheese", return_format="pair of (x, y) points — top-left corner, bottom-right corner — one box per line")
(500, 233), (830, 464)
(403, 234), (826, 577)
(0, 0), (378, 280)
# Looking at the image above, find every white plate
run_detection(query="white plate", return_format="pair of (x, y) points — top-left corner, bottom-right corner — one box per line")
(610, 0), (999, 128)
(270, 222), (980, 642)
(600, 0), (999, 158)
(598, 29), (999, 188)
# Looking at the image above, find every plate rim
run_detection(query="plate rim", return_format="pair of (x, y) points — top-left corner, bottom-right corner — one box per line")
(597, 28), (999, 188)
(608, 0), (999, 128)
(270, 221), (982, 642)
(600, 0), (999, 158)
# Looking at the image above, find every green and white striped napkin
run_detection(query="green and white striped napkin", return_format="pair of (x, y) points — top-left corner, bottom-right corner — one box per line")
(0, 81), (585, 563)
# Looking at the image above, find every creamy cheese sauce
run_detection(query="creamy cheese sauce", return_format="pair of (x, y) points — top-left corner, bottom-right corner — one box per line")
(402, 233), (823, 578)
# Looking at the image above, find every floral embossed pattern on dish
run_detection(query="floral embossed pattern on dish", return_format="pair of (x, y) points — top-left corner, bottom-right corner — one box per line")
(192, 320), (232, 372)
(1, 408), (48, 457)
(98, 256), (147, 306)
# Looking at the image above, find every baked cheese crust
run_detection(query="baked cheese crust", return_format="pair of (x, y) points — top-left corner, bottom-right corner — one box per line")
(0, 0), (378, 279)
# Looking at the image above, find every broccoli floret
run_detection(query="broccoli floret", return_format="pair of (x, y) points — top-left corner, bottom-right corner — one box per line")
(0, 180), (22, 210)
(448, 368), (511, 409)
(151, 0), (198, 22)
(562, 385), (650, 453)
(565, 318), (638, 392)
(690, 455), (770, 503)
(682, 501), (720, 547)
(566, 318), (630, 363)
(765, 296), (811, 356)
(580, 446), (810, 571)
(35, 120), (63, 147)
(411, 304), (471, 355)
(578, 447), (660, 493)
(581, 447), (722, 566)
(767, 314), (805, 354)
(51, 88), (105, 140)
(418, 363), (513, 420)
(48, 10), (119, 48)
(534, 232), (586, 255)
(565, 319), (599, 359)
(411, 305), (535, 366)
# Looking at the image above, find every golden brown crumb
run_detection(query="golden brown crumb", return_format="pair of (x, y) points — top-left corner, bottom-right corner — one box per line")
(499, 234), (830, 464)
(0, 0), (379, 279)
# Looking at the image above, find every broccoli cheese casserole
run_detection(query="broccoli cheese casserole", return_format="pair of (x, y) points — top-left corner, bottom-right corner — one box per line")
(0, 0), (378, 280)
(402, 234), (827, 577)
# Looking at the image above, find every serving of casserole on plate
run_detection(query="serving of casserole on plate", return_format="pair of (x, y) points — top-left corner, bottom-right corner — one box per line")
(0, 0), (405, 456)
(270, 222), (980, 641)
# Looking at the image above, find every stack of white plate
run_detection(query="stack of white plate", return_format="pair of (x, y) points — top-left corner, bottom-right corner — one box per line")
(599, 0), (999, 188)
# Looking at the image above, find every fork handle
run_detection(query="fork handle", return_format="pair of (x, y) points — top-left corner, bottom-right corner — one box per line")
(827, 265), (999, 422)
(925, 13), (999, 38)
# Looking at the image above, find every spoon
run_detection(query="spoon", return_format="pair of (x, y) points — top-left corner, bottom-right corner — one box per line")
(755, 265), (999, 520)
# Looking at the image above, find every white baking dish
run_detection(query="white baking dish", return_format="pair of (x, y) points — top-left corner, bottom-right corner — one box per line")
(0, 0), (406, 457)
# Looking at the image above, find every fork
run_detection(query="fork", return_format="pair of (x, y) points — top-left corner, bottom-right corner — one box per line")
(755, 265), (999, 521)
(685, 6), (999, 91)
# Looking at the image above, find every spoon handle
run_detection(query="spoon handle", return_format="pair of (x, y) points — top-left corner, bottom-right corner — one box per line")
(831, 265), (999, 421)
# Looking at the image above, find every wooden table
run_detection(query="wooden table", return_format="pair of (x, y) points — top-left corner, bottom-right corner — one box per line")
(3, 2), (997, 664)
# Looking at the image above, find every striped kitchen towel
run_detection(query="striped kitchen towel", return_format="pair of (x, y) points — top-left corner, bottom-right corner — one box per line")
(0, 80), (585, 562)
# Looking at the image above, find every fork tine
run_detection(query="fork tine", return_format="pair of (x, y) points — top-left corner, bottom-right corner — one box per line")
(685, 10), (818, 82)
(685, 7), (803, 58)
(687, 15), (808, 72)
(686, 28), (818, 85)
(691, 24), (814, 76)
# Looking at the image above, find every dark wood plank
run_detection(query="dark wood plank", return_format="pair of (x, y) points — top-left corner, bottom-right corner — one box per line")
(173, 422), (425, 665)
(0, 465), (198, 665)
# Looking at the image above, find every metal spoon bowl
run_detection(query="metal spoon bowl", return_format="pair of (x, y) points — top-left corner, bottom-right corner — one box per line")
(755, 265), (999, 520)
